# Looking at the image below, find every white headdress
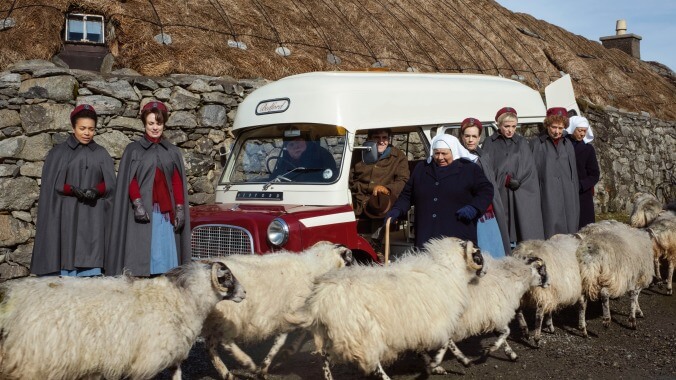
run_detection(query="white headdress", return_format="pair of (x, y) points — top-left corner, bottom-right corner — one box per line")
(566, 116), (594, 144)
(427, 134), (475, 163)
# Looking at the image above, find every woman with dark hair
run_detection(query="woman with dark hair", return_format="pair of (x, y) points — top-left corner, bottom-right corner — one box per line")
(106, 101), (191, 276)
(566, 115), (600, 229)
(31, 104), (116, 276)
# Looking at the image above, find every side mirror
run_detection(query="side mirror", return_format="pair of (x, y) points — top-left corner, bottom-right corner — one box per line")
(219, 146), (228, 167)
(361, 141), (378, 165)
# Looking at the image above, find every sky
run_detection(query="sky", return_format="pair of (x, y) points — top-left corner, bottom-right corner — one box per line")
(495, 0), (676, 71)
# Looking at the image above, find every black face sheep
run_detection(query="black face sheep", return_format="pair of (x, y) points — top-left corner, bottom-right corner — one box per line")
(629, 192), (676, 294)
(201, 241), (353, 379)
(287, 237), (485, 380)
(0, 261), (245, 380)
(575, 222), (653, 336)
(424, 255), (548, 374)
(512, 234), (582, 346)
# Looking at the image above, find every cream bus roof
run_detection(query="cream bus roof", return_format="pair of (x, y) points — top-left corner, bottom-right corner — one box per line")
(233, 71), (551, 133)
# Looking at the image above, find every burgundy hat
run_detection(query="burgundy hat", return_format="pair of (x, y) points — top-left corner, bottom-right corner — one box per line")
(70, 104), (96, 120)
(461, 117), (483, 134)
(546, 107), (568, 118)
(142, 100), (168, 113)
(495, 106), (517, 121)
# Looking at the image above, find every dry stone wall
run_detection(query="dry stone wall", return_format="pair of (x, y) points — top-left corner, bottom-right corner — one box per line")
(0, 59), (674, 279)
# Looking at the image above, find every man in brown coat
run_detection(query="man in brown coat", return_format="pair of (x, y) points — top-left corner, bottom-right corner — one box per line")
(350, 128), (410, 218)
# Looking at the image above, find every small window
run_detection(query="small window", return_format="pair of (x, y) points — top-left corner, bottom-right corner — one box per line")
(65, 13), (104, 44)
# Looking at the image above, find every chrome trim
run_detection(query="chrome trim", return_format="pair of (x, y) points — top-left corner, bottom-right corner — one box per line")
(191, 224), (254, 259)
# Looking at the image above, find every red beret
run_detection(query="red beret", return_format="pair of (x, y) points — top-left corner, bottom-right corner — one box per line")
(546, 107), (568, 118)
(142, 100), (168, 113)
(495, 107), (517, 121)
(461, 117), (483, 134)
(70, 104), (96, 120)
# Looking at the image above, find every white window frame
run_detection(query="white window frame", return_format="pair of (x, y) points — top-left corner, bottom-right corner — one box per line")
(65, 13), (105, 44)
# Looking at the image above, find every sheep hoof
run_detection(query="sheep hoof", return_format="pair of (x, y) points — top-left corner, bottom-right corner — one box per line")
(628, 317), (637, 329)
(667, 289), (673, 296)
(637, 311), (645, 319)
(520, 328), (529, 338)
(430, 366), (448, 375)
(602, 318), (611, 328)
(508, 352), (518, 361)
(533, 338), (541, 348)
(544, 326), (555, 334)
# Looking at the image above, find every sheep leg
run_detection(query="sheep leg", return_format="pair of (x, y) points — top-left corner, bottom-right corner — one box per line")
(171, 364), (182, 380)
(628, 289), (641, 329)
(667, 260), (674, 295)
(653, 253), (663, 284)
(543, 312), (555, 333)
(321, 352), (334, 380)
(421, 344), (449, 375)
(277, 330), (308, 359)
(533, 305), (545, 347)
(223, 342), (257, 372)
(259, 333), (288, 376)
(484, 326), (517, 361)
(373, 362), (392, 380)
(446, 339), (472, 367)
(515, 309), (529, 338)
(578, 295), (588, 338)
(207, 338), (235, 380)
(600, 287), (611, 328)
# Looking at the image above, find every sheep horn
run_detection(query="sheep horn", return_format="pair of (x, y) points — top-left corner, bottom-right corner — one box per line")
(211, 262), (230, 293)
(464, 241), (483, 271)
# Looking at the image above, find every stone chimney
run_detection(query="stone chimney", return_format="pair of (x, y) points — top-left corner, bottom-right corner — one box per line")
(600, 20), (642, 59)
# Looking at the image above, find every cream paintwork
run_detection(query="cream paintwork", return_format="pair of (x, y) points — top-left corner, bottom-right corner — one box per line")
(214, 71), (576, 213)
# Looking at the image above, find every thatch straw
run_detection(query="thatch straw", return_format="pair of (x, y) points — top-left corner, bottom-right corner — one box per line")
(1, 0), (674, 119)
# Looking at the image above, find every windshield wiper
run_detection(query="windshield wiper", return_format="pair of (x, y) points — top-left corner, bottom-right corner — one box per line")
(262, 167), (322, 190)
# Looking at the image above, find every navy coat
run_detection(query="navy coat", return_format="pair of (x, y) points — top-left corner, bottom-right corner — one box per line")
(567, 136), (600, 228)
(391, 158), (493, 248)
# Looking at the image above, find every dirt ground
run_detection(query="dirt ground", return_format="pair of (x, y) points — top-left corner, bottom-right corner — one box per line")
(159, 280), (675, 380)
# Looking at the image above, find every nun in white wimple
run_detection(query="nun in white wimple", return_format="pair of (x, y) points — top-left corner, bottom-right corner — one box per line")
(386, 134), (494, 248)
(566, 116), (600, 228)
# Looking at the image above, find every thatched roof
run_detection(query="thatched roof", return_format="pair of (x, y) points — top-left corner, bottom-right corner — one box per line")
(2, 0), (675, 119)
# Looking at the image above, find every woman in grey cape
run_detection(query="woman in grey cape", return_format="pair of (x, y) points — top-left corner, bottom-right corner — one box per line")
(481, 107), (544, 245)
(106, 101), (191, 276)
(31, 104), (116, 276)
(460, 117), (510, 257)
(530, 107), (580, 238)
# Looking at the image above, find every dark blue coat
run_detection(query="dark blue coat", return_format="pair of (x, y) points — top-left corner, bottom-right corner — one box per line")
(391, 158), (494, 248)
(567, 136), (600, 228)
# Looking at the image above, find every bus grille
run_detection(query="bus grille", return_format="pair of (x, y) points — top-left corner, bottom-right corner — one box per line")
(191, 224), (254, 259)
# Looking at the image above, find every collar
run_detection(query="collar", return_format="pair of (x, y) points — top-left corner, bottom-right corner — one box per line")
(66, 134), (98, 150)
(139, 134), (171, 150)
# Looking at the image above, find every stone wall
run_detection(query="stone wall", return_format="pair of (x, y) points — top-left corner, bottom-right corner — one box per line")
(0, 59), (674, 279)
(0, 59), (267, 279)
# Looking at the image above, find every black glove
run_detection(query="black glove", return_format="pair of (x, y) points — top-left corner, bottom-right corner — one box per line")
(173, 204), (185, 232)
(132, 198), (150, 223)
(71, 186), (87, 200)
(83, 188), (101, 201)
(507, 178), (521, 191)
(456, 205), (479, 222)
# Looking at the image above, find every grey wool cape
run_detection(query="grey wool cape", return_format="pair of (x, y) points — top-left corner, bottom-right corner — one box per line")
(472, 147), (511, 256)
(105, 137), (191, 276)
(31, 135), (116, 275)
(530, 133), (580, 238)
(481, 133), (545, 242)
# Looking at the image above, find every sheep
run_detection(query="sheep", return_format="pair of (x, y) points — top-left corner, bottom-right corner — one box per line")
(0, 261), (245, 380)
(575, 221), (653, 336)
(512, 234), (583, 346)
(424, 255), (548, 374)
(287, 237), (485, 380)
(629, 192), (676, 294)
(201, 241), (353, 379)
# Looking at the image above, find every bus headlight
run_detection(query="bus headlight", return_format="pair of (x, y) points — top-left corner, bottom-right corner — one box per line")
(267, 218), (289, 247)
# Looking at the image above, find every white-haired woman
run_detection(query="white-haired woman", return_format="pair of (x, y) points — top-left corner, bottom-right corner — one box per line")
(566, 115), (600, 228)
(386, 135), (493, 248)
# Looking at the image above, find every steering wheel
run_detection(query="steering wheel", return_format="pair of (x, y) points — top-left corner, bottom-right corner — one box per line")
(266, 156), (297, 174)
